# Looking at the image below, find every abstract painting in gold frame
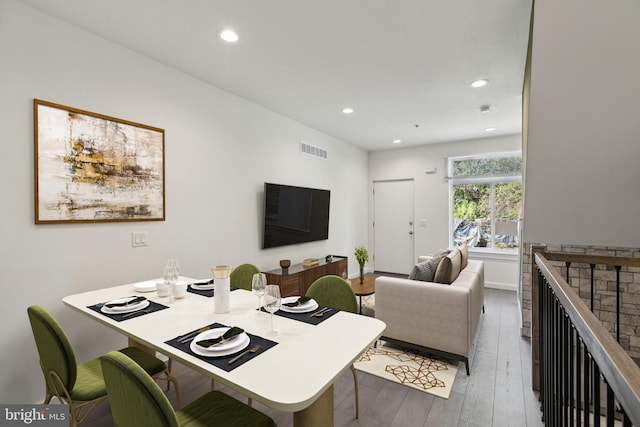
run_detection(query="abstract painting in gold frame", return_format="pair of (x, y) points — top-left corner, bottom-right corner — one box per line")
(34, 99), (165, 224)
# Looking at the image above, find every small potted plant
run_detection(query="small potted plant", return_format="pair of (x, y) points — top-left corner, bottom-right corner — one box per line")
(354, 245), (369, 284)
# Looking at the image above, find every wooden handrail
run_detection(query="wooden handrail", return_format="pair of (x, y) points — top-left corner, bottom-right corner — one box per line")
(534, 252), (640, 425)
(543, 251), (640, 268)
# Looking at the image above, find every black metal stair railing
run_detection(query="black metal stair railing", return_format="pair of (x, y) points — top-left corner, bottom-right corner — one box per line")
(560, 257), (628, 343)
(534, 252), (640, 427)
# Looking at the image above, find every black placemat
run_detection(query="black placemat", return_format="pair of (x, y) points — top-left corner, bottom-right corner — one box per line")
(260, 305), (339, 325)
(87, 300), (169, 321)
(165, 323), (277, 372)
(187, 285), (239, 298)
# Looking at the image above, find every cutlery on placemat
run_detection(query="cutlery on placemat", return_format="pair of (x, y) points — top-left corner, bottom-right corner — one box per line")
(178, 326), (212, 343)
(228, 344), (261, 364)
(121, 308), (154, 318)
(310, 307), (331, 318)
(309, 307), (326, 317)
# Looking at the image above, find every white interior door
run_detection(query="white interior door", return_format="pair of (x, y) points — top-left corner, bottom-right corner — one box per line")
(373, 179), (414, 274)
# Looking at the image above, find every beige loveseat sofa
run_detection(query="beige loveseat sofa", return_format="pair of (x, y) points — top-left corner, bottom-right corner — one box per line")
(374, 250), (484, 375)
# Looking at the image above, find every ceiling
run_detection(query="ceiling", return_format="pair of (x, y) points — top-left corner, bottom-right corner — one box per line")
(17, 0), (532, 152)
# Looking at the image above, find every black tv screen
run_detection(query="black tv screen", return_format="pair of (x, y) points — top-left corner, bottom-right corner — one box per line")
(262, 183), (330, 249)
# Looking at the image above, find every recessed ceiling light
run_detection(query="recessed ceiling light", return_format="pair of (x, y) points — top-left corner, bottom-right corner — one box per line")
(392, 139), (402, 144)
(471, 79), (489, 88)
(342, 107), (354, 114)
(485, 127), (496, 132)
(220, 29), (239, 43)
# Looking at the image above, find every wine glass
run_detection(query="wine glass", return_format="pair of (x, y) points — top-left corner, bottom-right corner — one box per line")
(251, 273), (266, 312)
(166, 259), (180, 277)
(163, 265), (178, 302)
(264, 285), (281, 335)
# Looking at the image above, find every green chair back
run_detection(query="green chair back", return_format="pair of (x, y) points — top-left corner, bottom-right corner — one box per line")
(305, 276), (361, 418)
(230, 263), (260, 291)
(27, 305), (78, 395)
(305, 275), (358, 314)
(101, 351), (179, 427)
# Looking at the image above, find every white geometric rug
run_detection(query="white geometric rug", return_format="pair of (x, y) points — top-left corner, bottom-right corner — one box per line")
(354, 341), (459, 399)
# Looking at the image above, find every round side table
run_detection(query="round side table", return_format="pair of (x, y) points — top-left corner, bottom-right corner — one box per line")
(350, 275), (375, 314)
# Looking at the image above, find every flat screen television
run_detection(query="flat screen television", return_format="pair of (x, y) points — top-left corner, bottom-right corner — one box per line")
(262, 183), (330, 249)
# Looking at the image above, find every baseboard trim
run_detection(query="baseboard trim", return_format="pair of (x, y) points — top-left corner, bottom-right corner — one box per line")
(485, 281), (517, 291)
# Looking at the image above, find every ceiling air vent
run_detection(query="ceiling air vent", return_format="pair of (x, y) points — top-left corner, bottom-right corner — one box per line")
(300, 141), (327, 159)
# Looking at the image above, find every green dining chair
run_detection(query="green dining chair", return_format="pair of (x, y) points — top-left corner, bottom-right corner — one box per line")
(27, 305), (182, 427)
(305, 275), (360, 418)
(230, 263), (260, 291)
(101, 351), (277, 427)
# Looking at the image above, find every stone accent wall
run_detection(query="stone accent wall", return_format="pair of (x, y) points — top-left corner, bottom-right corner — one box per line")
(521, 243), (640, 360)
(520, 242), (534, 338)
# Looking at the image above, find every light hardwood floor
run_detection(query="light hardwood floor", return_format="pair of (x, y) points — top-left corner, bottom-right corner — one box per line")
(82, 289), (543, 427)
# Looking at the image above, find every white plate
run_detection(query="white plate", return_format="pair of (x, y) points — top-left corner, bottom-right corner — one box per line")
(190, 328), (250, 357)
(279, 296), (318, 313)
(191, 284), (214, 290)
(133, 280), (157, 293)
(102, 297), (147, 312)
(190, 280), (214, 290)
(193, 328), (248, 352)
(101, 299), (150, 314)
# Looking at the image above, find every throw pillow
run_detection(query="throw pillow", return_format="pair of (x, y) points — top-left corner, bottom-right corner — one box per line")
(414, 257), (440, 282)
(408, 264), (419, 280)
(434, 249), (462, 284)
(408, 250), (450, 282)
(459, 244), (469, 269)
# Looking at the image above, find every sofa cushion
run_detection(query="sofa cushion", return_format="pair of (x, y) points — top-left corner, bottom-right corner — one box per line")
(408, 250), (449, 282)
(459, 244), (468, 269)
(434, 249), (462, 284)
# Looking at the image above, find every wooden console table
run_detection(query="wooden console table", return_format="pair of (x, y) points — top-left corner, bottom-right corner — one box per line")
(263, 256), (348, 297)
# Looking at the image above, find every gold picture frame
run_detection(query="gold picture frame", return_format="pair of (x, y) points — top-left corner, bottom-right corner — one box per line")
(34, 99), (165, 224)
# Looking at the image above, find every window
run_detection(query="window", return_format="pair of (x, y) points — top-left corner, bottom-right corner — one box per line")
(448, 152), (522, 252)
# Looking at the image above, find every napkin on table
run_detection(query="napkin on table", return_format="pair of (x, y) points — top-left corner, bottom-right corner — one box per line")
(283, 296), (312, 307)
(191, 279), (214, 286)
(104, 296), (146, 308)
(196, 327), (244, 348)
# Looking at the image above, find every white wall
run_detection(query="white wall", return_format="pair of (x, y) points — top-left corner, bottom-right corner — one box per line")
(523, 0), (640, 247)
(368, 134), (522, 289)
(0, 1), (368, 403)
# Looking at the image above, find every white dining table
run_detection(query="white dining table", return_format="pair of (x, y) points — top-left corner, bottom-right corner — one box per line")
(63, 278), (386, 427)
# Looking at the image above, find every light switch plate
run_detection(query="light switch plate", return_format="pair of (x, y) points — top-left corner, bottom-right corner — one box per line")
(131, 231), (148, 247)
